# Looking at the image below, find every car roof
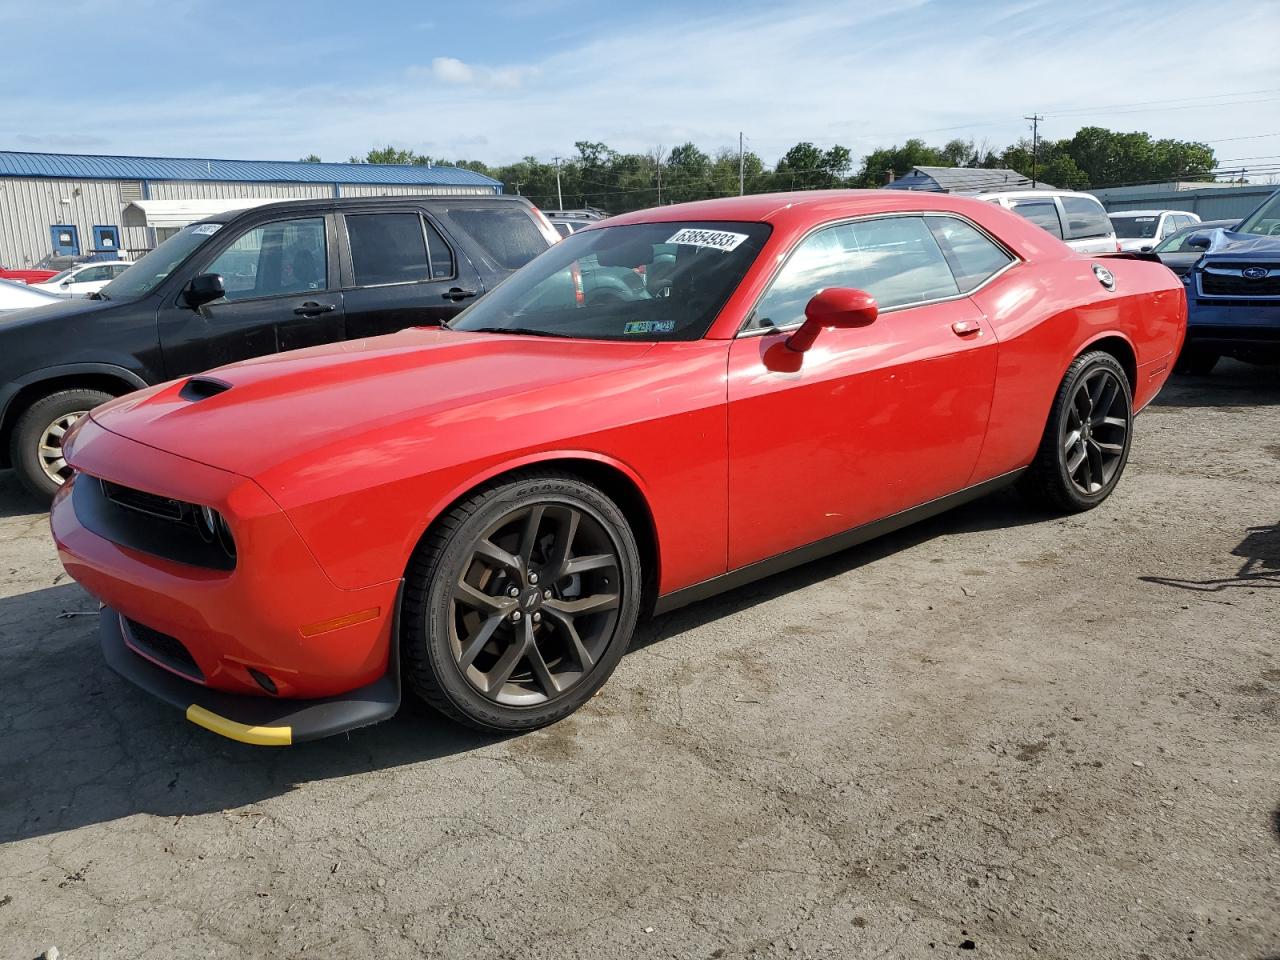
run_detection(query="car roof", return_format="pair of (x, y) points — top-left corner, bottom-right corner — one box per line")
(1166, 218), (1235, 236)
(193, 193), (534, 225)
(967, 188), (1099, 201)
(1110, 209), (1196, 217)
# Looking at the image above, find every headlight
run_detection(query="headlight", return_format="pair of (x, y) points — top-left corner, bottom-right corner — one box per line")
(194, 504), (236, 560)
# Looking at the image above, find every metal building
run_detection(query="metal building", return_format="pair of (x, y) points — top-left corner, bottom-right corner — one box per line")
(1089, 181), (1275, 221)
(0, 151), (503, 268)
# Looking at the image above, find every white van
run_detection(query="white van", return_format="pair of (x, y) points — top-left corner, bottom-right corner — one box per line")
(971, 190), (1119, 254)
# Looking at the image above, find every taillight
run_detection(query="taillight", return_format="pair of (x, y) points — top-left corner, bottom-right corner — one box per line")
(570, 263), (584, 304)
(531, 206), (559, 243)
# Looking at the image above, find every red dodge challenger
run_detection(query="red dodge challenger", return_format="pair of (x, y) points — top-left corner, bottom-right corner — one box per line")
(51, 191), (1186, 745)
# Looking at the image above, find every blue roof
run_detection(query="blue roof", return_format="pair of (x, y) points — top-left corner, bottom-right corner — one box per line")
(0, 150), (502, 188)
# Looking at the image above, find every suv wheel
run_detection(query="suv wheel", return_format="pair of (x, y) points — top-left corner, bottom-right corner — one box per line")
(10, 389), (112, 501)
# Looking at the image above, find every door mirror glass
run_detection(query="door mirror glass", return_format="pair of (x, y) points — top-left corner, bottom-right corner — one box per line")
(187, 272), (226, 308)
(786, 288), (878, 353)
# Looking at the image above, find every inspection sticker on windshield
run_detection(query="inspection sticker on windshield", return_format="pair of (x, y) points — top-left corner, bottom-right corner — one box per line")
(624, 320), (675, 336)
(666, 228), (749, 252)
(191, 223), (223, 236)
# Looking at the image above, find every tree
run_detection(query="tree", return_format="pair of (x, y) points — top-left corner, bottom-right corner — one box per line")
(299, 153), (322, 163)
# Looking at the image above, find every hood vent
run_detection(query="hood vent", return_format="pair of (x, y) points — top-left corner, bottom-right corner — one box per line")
(179, 376), (232, 402)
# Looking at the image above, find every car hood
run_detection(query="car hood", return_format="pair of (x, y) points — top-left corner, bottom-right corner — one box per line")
(1198, 229), (1280, 261)
(89, 327), (658, 479)
(0, 293), (117, 328)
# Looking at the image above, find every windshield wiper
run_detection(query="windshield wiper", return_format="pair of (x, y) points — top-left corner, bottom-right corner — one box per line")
(460, 326), (569, 338)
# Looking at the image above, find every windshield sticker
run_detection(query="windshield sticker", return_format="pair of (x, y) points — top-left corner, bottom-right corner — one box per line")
(623, 320), (675, 336)
(1132, 217), (1157, 223)
(190, 224), (223, 236)
(665, 228), (749, 252)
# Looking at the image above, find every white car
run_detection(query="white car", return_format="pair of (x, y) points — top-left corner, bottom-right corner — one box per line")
(0, 278), (62, 316)
(1108, 209), (1201, 252)
(972, 190), (1119, 254)
(31, 260), (131, 298)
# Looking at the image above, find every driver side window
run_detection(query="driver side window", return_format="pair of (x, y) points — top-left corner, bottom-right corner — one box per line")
(205, 217), (327, 302)
(748, 216), (959, 331)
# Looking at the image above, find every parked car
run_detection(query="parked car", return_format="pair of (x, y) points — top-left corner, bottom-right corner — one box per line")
(1109, 209), (1201, 252)
(1177, 189), (1280, 374)
(0, 195), (559, 498)
(546, 208), (607, 240)
(0, 265), (57, 285)
(31, 260), (132, 298)
(50, 190), (1185, 744)
(972, 190), (1118, 254)
(0, 278), (62, 316)
(1150, 219), (1238, 278)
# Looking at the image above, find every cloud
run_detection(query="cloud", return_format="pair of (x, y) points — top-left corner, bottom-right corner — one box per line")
(424, 57), (539, 90)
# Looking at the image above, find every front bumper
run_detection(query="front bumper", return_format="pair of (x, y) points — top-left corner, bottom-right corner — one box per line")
(100, 606), (400, 745)
(1186, 296), (1280, 348)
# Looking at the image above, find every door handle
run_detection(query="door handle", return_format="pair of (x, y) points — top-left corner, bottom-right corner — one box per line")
(951, 319), (982, 337)
(293, 301), (336, 316)
(442, 287), (478, 302)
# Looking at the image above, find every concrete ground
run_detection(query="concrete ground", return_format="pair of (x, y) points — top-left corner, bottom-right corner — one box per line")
(1, 363), (1277, 960)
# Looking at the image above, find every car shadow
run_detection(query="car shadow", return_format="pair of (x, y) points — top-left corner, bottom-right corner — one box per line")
(1152, 360), (1280, 409)
(632, 486), (1052, 650)
(0, 469), (43, 519)
(1139, 521), (1280, 593)
(0, 484), (1050, 845)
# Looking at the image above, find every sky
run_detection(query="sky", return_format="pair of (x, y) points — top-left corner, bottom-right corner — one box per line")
(2, 0), (1279, 175)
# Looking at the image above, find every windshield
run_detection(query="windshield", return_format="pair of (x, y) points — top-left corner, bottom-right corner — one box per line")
(99, 223), (223, 299)
(449, 221), (772, 341)
(1111, 215), (1160, 239)
(1235, 191), (1280, 237)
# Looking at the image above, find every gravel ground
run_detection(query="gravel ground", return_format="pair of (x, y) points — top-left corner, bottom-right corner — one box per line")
(1, 363), (1277, 960)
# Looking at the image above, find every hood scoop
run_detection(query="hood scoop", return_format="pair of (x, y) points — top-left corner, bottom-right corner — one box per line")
(179, 376), (232, 402)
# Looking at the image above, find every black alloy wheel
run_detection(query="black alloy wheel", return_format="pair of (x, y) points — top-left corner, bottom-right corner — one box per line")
(1020, 350), (1133, 513)
(1061, 365), (1129, 497)
(402, 473), (642, 731)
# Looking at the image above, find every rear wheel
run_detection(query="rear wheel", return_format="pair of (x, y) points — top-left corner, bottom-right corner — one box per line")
(402, 472), (642, 732)
(1019, 351), (1133, 513)
(10, 389), (112, 501)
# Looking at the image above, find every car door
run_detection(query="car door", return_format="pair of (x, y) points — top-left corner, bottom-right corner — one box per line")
(158, 213), (345, 376)
(725, 214), (1007, 569)
(339, 209), (482, 338)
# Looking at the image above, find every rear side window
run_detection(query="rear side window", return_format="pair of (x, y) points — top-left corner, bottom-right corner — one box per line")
(446, 206), (549, 270)
(1010, 199), (1064, 239)
(925, 216), (1014, 293)
(346, 213), (430, 286)
(1060, 196), (1112, 240)
(751, 215), (959, 329)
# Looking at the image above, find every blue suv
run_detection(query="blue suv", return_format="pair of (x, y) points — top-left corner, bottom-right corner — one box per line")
(1179, 188), (1280, 374)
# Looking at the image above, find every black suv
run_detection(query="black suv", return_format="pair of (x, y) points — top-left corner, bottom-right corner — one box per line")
(0, 195), (558, 498)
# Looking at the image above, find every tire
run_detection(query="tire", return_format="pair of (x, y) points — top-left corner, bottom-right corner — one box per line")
(402, 471), (643, 732)
(1174, 346), (1219, 376)
(1018, 351), (1133, 514)
(10, 389), (113, 501)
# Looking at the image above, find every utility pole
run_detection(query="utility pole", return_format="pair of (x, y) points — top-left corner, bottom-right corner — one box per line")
(739, 131), (745, 196)
(1024, 114), (1044, 187)
(657, 155), (662, 205)
(551, 157), (563, 211)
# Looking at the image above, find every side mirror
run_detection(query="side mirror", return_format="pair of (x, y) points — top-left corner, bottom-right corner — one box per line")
(785, 287), (878, 354)
(1186, 233), (1212, 250)
(186, 273), (225, 308)
(1139, 245), (1153, 253)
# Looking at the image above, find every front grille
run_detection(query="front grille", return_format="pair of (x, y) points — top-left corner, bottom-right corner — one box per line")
(101, 480), (192, 524)
(1200, 269), (1280, 298)
(123, 616), (204, 681)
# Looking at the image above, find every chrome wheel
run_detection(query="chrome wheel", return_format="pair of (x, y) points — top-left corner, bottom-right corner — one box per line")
(38, 411), (87, 486)
(1062, 368), (1128, 495)
(447, 503), (622, 706)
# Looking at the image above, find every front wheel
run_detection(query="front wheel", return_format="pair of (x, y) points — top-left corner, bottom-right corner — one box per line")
(10, 388), (113, 501)
(402, 472), (642, 732)
(1019, 351), (1133, 513)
